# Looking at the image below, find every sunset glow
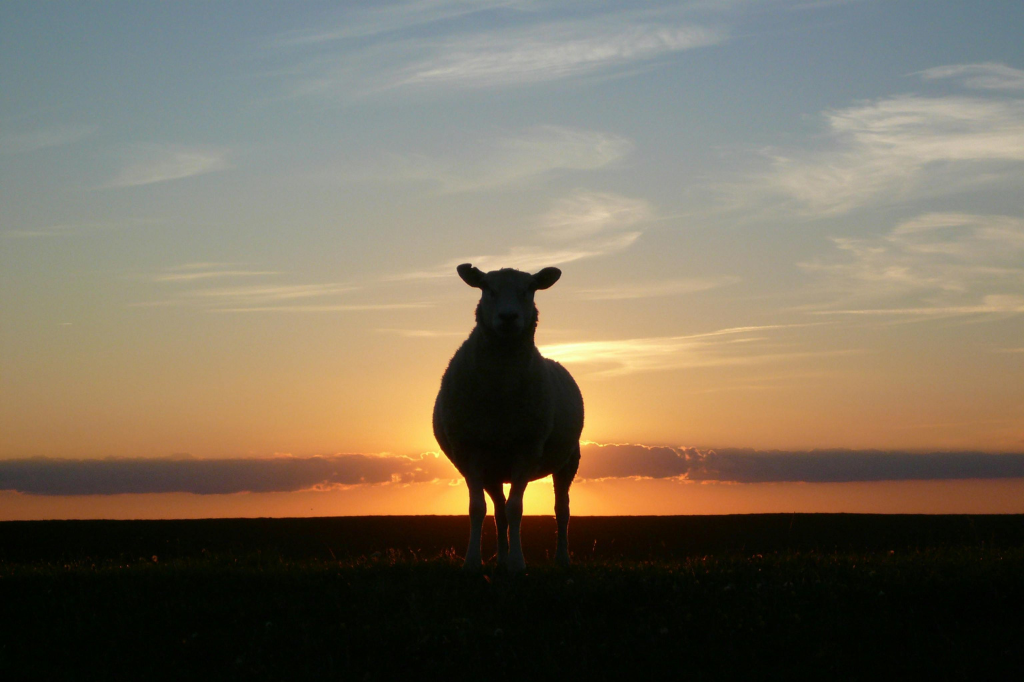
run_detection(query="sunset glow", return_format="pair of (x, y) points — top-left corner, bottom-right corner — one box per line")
(2, 1), (1023, 519)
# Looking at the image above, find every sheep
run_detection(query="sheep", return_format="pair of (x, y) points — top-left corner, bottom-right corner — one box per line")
(433, 263), (584, 572)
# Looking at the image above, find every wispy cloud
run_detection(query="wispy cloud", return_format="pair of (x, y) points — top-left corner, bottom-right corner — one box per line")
(107, 145), (230, 188)
(2, 218), (157, 240)
(376, 328), (465, 338)
(150, 263), (283, 282)
(211, 303), (432, 313)
(575, 276), (741, 300)
(270, 3), (724, 97)
(395, 188), (650, 280)
(136, 264), (429, 314)
(152, 271), (284, 282)
(540, 324), (828, 377)
(461, 231), (642, 271)
(0, 124), (96, 154)
(389, 22), (723, 90)
(273, 0), (525, 45)
(917, 62), (1024, 91)
(812, 295), (1024, 318)
(536, 191), (652, 241)
(381, 125), (632, 192)
(750, 95), (1024, 215)
(190, 284), (358, 303)
(801, 213), (1024, 318)
(396, 231), (642, 280)
(785, 0), (868, 10)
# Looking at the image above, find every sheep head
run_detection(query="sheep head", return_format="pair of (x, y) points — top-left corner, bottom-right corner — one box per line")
(457, 263), (561, 342)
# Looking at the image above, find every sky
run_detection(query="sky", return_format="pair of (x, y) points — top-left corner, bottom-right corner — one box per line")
(2, 0), (1023, 519)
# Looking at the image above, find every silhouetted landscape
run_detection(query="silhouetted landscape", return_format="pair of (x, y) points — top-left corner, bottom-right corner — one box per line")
(2, 514), (1022, 679)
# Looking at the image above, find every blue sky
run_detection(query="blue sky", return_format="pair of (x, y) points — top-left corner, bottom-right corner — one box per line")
(2, 0), (1023, 481)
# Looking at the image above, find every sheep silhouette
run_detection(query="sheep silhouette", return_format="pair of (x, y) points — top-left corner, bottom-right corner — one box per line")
(433, 263), (584, 572)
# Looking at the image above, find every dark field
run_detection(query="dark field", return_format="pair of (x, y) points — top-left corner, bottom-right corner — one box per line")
(2, 515), (1022, 680)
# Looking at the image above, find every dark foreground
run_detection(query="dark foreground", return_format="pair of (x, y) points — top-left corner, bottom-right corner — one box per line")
(2, 515), (1022, 680)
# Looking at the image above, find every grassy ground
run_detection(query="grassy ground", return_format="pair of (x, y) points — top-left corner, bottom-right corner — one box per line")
(2, 515), (1022, 680)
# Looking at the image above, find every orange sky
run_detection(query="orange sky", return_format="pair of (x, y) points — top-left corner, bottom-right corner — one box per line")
(3, 2), (1024, 519)
(4, 478), (1024, 521)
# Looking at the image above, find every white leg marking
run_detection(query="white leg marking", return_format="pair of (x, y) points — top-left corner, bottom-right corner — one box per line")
(506, 481), (527, 572)
(486, 485), (509, 564)
(464, 484), (486, 571)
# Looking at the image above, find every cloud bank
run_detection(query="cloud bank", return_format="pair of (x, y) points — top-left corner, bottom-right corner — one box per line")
(3, 445), (1023, 496)
(0, 454), (458, 496)
(576, 443), (1024, 483)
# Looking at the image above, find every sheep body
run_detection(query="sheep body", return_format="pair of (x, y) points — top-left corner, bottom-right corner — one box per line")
(433, 264), (584, 571)
(434, 327), (583, 484)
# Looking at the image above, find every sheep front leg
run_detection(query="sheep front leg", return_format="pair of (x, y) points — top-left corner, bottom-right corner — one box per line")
(485, 483), (509, 565)
(505, 479), (528, 572)
(464, 482), (486, 571)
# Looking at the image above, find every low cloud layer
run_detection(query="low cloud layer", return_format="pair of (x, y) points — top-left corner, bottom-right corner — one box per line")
(0, 454), (458, 496)
(3, 445), (1023, 496)
(578, 443), (1024, 483)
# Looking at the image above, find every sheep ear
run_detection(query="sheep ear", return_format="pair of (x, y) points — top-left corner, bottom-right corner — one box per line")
(457, 263), (486, 288)
(531, 267), (561, 290)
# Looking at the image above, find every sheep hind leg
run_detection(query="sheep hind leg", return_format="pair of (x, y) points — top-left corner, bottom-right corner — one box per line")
(485, 483), (508, 566)
(463, 482), (486, 571)
(553, 448), (579, 567)
(552, 474), (572, 567)
(505, 480), (528, 573)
